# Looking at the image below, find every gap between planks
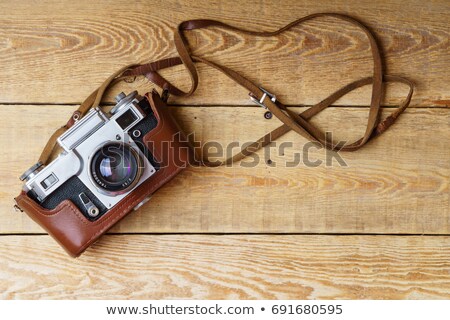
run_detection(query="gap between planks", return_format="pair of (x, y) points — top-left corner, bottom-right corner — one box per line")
(0, 103), (447, 108)
(1, 233), (450, 236)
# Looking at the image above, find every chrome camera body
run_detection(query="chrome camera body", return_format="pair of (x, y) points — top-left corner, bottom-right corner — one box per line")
(21, 91), (158, 220)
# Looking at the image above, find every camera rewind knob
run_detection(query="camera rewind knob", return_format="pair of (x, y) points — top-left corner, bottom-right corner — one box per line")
(115, 92), (126, 103)
(19, 162), (44, 182)
(110, 91), (138, 115)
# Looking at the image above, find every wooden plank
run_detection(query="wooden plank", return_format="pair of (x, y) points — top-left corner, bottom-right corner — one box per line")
(0, 0), (448, 106)
(2, 105), (448, 234)
(0, 235), (449, 299)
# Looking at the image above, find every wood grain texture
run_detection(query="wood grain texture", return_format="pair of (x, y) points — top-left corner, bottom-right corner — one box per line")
(1, 235), (449, 299)
(2, 105), (448, 234)
(0, 0), (448, 106)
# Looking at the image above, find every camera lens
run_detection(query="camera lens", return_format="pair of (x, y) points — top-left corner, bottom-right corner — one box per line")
(90, 142), (142, 194)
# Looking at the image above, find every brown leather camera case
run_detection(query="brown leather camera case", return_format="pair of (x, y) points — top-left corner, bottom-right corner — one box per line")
(15, 90), (190, 257)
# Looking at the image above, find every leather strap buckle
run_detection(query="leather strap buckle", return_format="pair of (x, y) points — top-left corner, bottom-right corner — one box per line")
(249, 87), (276, 109)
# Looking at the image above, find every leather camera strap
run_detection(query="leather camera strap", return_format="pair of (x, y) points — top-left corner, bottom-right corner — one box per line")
(38, 13), (414, 167)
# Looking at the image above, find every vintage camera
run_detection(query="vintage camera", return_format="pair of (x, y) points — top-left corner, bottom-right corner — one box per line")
(20, 91), (160, 221)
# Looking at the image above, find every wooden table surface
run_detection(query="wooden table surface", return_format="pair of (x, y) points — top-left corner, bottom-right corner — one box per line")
(0, 0), (449, 299)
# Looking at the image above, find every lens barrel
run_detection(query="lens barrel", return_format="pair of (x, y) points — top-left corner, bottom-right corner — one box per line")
(90, 143), (142, 194)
